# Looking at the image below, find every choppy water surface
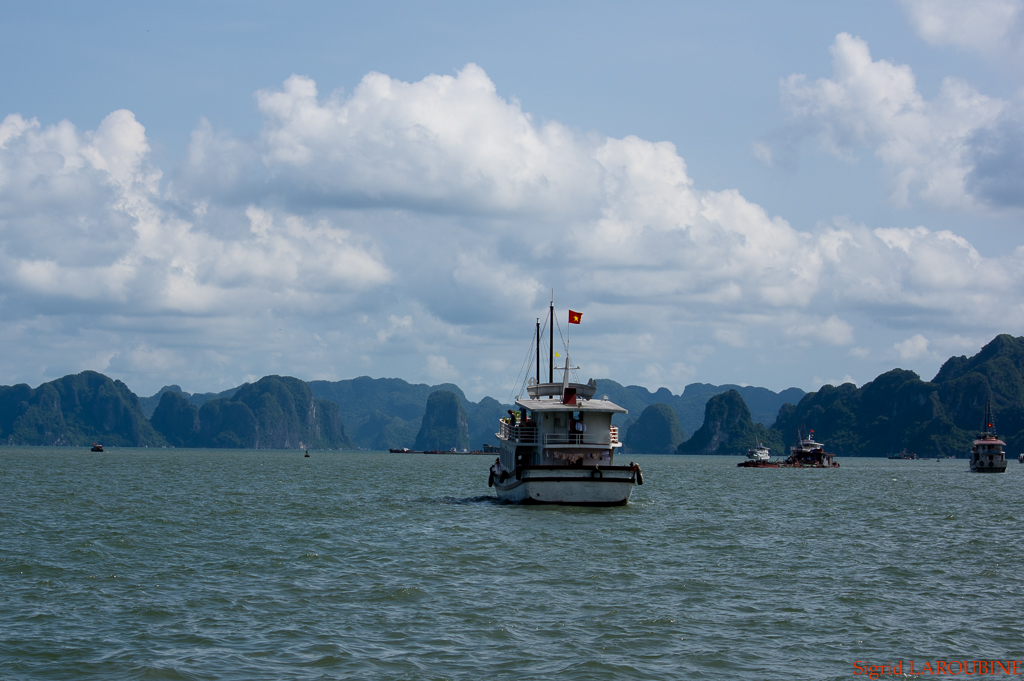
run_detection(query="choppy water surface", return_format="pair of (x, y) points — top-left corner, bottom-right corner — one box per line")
(2, 449), (1023, 680)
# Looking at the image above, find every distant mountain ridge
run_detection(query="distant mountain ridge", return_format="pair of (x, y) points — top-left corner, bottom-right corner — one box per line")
(0, 371), (162, 447)
(7, 335), (1020, 454)
(594, 379), (804, 438)
(766, 334), (1024, 457)
(0, 371), (809, 450)
(307, 377), (507, 450)
(672, 334), (1024, 458)
(151, 376), (351, 449)
(139, 384), (241, 419)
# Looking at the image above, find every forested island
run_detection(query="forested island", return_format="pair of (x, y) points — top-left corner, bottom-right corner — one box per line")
(0, 334), (1021, 457)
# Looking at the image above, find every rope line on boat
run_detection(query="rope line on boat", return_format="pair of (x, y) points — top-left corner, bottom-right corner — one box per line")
(508, 325), (539, 405)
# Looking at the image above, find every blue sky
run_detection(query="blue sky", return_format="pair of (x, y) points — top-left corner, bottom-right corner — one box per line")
(1, 0), (1023, 400)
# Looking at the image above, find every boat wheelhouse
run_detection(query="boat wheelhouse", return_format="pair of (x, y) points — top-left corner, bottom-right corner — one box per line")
(488, 300), (642, 505)
(969, 401), (1007, 473)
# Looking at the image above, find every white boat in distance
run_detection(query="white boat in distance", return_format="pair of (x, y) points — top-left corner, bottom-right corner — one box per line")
(747, 441), (771, 462)
(969, 400), (1007, 473)
(488, 301), (642, 506)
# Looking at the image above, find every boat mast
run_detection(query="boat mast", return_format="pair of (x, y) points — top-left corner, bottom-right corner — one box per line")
(536, 317), (541, 386)
(548, 296), (554, 386)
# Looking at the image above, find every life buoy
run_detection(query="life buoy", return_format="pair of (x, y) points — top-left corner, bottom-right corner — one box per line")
(591, 468), (603, 478)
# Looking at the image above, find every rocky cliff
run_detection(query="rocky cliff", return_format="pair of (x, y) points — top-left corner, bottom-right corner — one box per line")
(677, 389), (783, 456)
(623, 403), (685, 454)
(0, 371), (163, 446)
(414, 390), (470, 451)
(152, 375), (351, 449)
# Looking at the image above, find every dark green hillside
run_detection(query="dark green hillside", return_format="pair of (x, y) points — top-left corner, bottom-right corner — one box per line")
(770, 335), (1024, 457)
(197, 399), (259, 448)
(349, 410), (419, 450)
(414, 390), (470, 451)
(624, 403), (685, 454)
(595, 379), (804, 437)
(140, 384), (242, 418)
(0, 371), (163, 446)
(466, 397), (508, 450)
(196, 376), (351, 449)
(310, 376), (508, 450)
(150, 391), (200, 447)
(678, 390), (783, 456)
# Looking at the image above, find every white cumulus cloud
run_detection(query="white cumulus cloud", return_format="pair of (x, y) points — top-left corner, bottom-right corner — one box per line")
(1, 63), (1023, 394)
(780, 33), (1005, 208)
(902, 0), (1023, 55)
(895, 334), (931, 360)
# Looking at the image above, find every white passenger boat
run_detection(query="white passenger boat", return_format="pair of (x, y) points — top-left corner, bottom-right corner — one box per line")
(746, 441), (771, 462)
(969, 401), (1007, 473)
(488, 301), (642, 506)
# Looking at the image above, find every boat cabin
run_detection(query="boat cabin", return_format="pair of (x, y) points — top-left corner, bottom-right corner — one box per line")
(971, 436), (1005, 467)
(496, 388), (626, 473)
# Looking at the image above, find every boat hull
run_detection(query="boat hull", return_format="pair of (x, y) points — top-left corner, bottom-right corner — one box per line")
(492, 466), (636, 506)
(969, 460), (1007, 473)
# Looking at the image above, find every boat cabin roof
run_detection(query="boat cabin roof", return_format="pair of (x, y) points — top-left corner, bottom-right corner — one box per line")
(515, 397), (628, 414)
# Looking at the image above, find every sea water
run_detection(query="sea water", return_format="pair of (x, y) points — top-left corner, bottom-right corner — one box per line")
(2, 449), (1023, 680)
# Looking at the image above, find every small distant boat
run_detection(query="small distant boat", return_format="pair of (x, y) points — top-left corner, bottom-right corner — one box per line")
(747, 441), (771, 462)
(888, 448), (917, 460)
(90, 443), (103, 452)
(737, 441), (778, 467)
(969, 401), (1007, 473)
(1018, 453), (1024, 464)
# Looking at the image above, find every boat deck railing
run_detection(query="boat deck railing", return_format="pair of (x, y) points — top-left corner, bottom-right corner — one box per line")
(544, 433), (613, 446)
(497, 422), (620, 446)
(498, 422), (538, 443)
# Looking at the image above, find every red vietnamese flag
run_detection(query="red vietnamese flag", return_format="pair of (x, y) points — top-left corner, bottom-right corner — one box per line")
(568, 310), (582, 324)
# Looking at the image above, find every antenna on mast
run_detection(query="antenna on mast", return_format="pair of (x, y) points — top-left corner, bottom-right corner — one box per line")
(548, 293), (554, 389)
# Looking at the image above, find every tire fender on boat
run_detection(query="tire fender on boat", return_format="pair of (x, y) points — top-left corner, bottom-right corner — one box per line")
(499, 470), (507, 483)
(591, 467), (603, 479)
(488, 471), (494, 487)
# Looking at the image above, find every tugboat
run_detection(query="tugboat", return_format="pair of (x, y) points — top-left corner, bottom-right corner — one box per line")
(969, 401), (1007, 473)
(737, 441), (778, 467)
(781, 427), (839, 468)
(90, 443), (103, 452)
(488, 300), (642, 505)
